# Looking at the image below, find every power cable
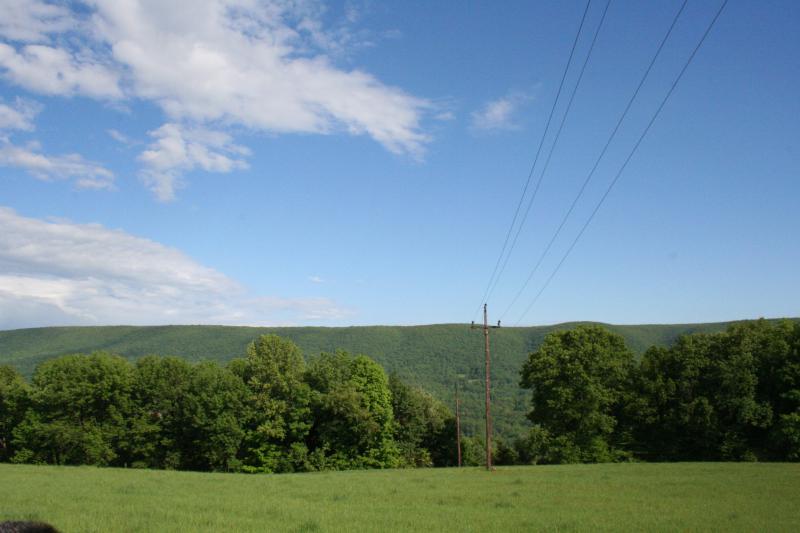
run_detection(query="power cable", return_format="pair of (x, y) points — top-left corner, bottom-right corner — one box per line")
(500, 0), (689, 321)
(472, 0), (593, 320)
(515, 0), (729, 325)
(486, 0), (613, 312)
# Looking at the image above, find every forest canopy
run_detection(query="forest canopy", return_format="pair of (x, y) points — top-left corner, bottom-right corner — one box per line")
(2, 319), (798, 472)
(505, 320), (800, 464)
(0, 335), (457, 472)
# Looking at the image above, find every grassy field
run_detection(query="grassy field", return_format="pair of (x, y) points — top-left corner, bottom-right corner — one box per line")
(1, 463), (798, 532)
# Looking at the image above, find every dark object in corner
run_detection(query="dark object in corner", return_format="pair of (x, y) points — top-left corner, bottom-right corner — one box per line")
(0, 522), (60, 533)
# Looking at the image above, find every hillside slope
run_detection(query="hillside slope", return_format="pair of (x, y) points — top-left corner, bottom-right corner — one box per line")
(0, 319), (790, 437)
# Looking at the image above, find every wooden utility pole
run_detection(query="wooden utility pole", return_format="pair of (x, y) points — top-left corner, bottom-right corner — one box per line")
(471, 304), (500, 471)
(455, 381), (462, 467)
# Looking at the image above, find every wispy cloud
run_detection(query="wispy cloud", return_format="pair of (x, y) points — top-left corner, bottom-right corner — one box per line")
(107, 128), (137, 146)
(0, 142), (114, 189)
(0, 0), (74, 43)
(138, 123), (249, 201)
(0, 208), (350, 329)
(0, 97), (115, 189)
(0, 97), (39, 132)
(0, 0), (434, 199)
(470, 91), (532, 132)
(309, 275), (325, 284)
(0, 42), (122, 99)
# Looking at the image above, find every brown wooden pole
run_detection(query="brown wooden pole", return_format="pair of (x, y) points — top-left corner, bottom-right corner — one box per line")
(470, 307), (499, 471)
(455, 381), (462, 467)
(483, 303), (492, 471)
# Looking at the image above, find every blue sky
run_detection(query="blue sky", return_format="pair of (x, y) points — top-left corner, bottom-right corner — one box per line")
(0, 0), (798, 329)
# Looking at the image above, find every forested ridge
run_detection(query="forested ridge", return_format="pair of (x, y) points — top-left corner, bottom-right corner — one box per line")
(504, 319), (800, 464)
(3, 319), (790, 439)
(0, 336), (456, 472)
(1, 319), (798, 472)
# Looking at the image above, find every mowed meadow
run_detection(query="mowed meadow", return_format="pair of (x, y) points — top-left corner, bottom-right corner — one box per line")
(1, 463), (799, 532)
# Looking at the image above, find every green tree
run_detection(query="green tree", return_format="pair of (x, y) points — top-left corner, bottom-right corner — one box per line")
(0, 365), (30, 461)
(306, 351), (399, 469)
(180, 361), (248, 471)
(714, 321), (778, 459)
(519, 325), (634, 463)
(629, 336), (719, 460)
(127, 356), (194, 469)
(12, 353), (133, 466)
(493, 437), (519, 466)
(630, 320), (794, 461)
(758, 320), (800, 460)
(231, 335), (313, 472)
(389, 373), (455, 467)
(460, 435), (486, 466)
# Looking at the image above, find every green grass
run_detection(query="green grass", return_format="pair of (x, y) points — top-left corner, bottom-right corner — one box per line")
(1, 463), (798, 532)
(1, 320), (795, 438)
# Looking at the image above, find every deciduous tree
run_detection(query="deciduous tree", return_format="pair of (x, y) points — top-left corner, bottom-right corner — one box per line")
(231, 335), (312, 472)
(12, 353), (133, 466)
(520, 325), (634, 463)
(306, 351), (399, 469)
(0, 365), (29, 461)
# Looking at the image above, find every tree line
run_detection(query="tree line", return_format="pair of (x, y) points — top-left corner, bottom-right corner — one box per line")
(2, 319), (798, 472)
(0, 335), (457, 472)
(497, 319), (800, 464)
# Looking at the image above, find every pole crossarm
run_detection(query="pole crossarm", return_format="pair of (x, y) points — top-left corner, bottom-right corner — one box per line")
(470, 321), (501, 329)
(470, 303), (499, 471)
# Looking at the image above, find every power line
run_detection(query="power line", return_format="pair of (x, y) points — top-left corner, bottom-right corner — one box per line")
(499, 0), (689, 321)
(472, 0), (593, 320)
(515, 0), (730, 326)
(487, 0), (613, 315)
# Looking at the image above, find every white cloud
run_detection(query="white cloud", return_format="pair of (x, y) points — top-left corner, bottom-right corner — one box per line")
(0, 96), (113, 188)
(0, 0), (74, 43)
(309, 275), (324, 283)
(0, 0), (433, 199)
(107, 128), (135, 145)
(92, 0), (429, 151)
(138, 123), (250, 201)
(0, 43), (122, 99)
(0, 141), (115, 189)
(470, 91), (532, 132)
(0, 207), (350, 329)
(0, 97), (39, 131)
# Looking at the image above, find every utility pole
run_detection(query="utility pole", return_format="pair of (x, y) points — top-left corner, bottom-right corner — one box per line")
(471, 304), (500, 471)
(455, 381), (462, 467)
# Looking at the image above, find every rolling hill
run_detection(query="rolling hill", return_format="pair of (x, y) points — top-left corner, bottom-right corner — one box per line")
(0, 319), (792, 438)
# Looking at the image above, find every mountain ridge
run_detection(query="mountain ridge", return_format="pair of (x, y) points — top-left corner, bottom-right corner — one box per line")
(2, 318), (796, 438)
